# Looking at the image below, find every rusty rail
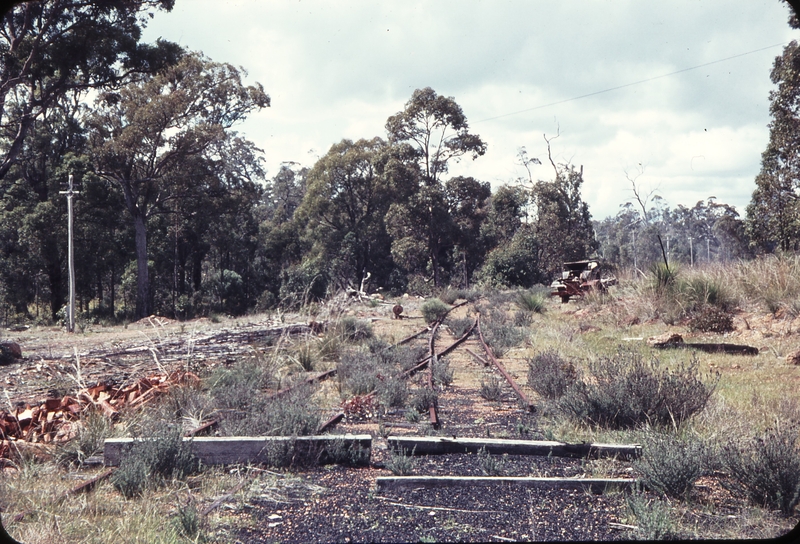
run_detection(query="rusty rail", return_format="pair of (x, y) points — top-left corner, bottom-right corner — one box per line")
(427, 320), (442, 428)
(476, 313), (534, 411)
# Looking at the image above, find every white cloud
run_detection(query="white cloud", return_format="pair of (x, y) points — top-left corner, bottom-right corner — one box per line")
(141, 0), (797, 219)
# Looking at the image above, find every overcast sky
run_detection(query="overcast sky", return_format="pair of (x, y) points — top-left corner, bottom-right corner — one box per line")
(141, 0), (797, 220)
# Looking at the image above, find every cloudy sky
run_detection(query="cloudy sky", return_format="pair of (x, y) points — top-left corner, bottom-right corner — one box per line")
(141, 1), (797, 220)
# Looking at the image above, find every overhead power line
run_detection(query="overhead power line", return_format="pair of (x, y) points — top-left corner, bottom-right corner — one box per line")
(475, 41), (790, 124)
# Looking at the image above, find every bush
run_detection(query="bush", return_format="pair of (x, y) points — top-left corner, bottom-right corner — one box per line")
(112, 425), (199, 498)
(481, 313), (527, 358)
(335, 316), (373, 342)
(386, 446), (417, 475)
(557, 348), (717, 429)
(479, 374), (504, 401)
(432, 357), (453, 386)
(421, 298), (451, 323)
(377, 375), (408, 408)
(221, 385), (321, 437)
(208, 358), (278, 410)
(634, 433), (706, 500)
(527, 350), (578, 400)
(625, 490), (680, 540)
(57, 411), (111, 467)
(720, 423), (800, 516)
(687, 304), (734, 333)
(323, 436), (371, 466)
(410, 387), (438, 414)
(477, 446), (506, 476)
(445, 316), (475, 339)
(337, 349), (382, 395)
(438, 288), (460, 305)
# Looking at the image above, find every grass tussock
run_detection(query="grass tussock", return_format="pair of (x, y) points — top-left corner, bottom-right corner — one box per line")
(720, 422), (800, 517)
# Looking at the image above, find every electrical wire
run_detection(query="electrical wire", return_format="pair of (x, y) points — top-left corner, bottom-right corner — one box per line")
(474, 41), (790, 124)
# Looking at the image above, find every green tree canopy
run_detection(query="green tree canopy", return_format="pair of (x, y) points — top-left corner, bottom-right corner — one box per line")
(87, 51), (269, 318)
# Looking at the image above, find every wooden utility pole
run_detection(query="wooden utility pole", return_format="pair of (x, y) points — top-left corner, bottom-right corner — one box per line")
(59, 174), (80, 333)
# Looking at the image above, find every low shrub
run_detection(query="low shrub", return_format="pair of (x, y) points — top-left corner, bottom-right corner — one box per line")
(438, 288), (461, 305)
(477, 446), (506, 476)
(556, 348), (717, 429)
(386, 446), (417, 475)
(337, 349), (383, 396)
(526, 350), (578, 400)
(445, 316), (475, 339)
(625, 490), (680, 540)
(57, 411), (111, 468)
(634, 433), (706, 500)
(335, 316), (373, 342)
(112, 425), (199, 498)
(481, 312), (527, 358)
(720, 423), (800, 516)
(208, 357), (278, 410)
(377, 375), (408, 408)
(221, 384), (321, 437)
(323, 436), (371, 466)
(479, 374), (504, 401)
(513, 310), (533, 327)
(432, 357), (454, 386)
(410, 387), (438, 414)
(421, 298), (451, 323)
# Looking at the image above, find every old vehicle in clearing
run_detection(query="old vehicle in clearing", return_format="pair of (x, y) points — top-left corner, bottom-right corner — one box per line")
(550, 259), (616, 303)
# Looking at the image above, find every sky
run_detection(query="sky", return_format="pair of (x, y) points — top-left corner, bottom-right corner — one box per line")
(140, 0), (798, 220)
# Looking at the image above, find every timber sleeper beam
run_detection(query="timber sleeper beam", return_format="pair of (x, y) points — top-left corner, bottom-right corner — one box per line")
(387, 436), (641, 460)
(104, 434), (372, 466)
(376, 476), (637, 493)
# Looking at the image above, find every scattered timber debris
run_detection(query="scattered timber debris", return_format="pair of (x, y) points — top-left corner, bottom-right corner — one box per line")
(0, 370), (199, 457)
(647, 333), (758, 355)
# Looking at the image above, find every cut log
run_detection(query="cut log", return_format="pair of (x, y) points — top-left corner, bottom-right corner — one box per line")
(104, 434), (372, 466)
(376, 476), (636, 493)
(653, 342), (758, 355)
(387, 436), (641, 460)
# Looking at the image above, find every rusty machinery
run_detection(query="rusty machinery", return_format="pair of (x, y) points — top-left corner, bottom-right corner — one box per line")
(550, 259), (616, 303)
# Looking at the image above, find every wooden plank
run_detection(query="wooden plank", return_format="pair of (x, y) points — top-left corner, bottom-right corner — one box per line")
(376, 476), (636, 493)
(104, 434), (372, 466)
(387, 436), (642, 460)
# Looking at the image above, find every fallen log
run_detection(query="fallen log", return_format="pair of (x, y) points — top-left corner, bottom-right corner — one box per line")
(387, 436), (641, 460)
(376, 476), (636, 493)
(104, 434), (372, 466)
(653, 342), (759, 356)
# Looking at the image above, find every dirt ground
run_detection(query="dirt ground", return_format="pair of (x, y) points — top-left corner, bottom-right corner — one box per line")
(1, 297), (799, 542)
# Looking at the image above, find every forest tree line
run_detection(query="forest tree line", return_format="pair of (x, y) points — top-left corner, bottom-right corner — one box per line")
(0, 0), (796, 324)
